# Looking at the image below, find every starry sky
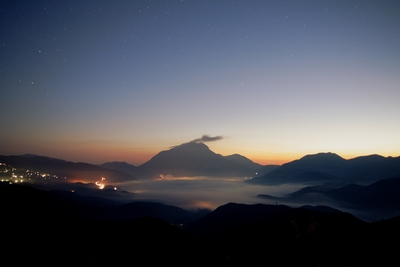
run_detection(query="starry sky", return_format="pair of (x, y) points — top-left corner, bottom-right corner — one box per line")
(1, 0), (400, 165)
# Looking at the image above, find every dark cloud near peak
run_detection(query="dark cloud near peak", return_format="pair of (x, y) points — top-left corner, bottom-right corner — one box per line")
(170, 135), (224, 149)
(192, 135), (223, 143)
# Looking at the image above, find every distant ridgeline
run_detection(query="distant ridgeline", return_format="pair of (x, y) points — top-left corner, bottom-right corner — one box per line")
(102, 142), (267, 179)
(246, 152), (400, 185)
(1, 148), (400, 185)
(0, 154), (136, 183)
(0, 142), (273, 181)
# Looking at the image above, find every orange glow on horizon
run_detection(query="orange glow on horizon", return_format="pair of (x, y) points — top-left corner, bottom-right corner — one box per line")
(252, 158), (289, 166)
(68, 179), (88, 183)
(4, 137), (398, 167)
(191, 200), (214, 210)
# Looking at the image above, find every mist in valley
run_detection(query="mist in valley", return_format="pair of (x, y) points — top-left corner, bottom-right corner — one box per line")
(108, 177), (390, 221)
(117, 177), (309, 210)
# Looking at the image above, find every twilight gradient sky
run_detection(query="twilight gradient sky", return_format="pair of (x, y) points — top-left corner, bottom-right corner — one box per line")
(1, 0), (399, 165)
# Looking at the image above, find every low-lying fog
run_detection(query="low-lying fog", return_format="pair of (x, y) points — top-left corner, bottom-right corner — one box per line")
(115, 178), (385, 221)
(117, 177), (305, 210)
(31, 176), (390, 221)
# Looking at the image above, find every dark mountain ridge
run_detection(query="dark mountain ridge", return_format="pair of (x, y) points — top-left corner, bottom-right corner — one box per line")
(100, 161), (139, 177)
(0, 182), (218, 266)
(0, 154), (136, 183)
(224, 153), (263, 171)
(184, 202), (399, 266)
(108, 201), (210, 225)
(328, 177), (400, 210)
(135, 142), (261, 179)
(247, 152), (400, 185)
(259, 177), (400, 221)
(2, 149), (399, 184)
(3, 182), (400, 266)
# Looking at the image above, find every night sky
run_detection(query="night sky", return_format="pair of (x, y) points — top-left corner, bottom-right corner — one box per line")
(1, 0), (399, 165)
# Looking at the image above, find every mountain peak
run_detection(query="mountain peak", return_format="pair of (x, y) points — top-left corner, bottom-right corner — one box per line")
(171, 141), (210, 150)
(165, 141), (213, 156)
(137, 141), (256, 178)
(285, 152), (346, 171)
(300, 152), (344, 161)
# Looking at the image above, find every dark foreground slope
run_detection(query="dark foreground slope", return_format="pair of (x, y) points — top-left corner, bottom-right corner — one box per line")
(0, 183), (219, 266)
(185, 203), (400, 266)
(2, 183), (400, 266)
(4, 217), (219, 266)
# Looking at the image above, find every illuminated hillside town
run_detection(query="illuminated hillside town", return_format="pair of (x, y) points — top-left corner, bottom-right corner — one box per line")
(0, 162), (66, 184)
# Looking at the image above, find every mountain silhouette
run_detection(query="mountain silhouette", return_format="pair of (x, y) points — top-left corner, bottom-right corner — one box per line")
(100, 161), (139, 177)
(6, 150), (398, 184)
(247, 152), (400, 185)
(345, 154), (400, 182)
(259, 177), (400, 220)
(224, 154), (263, 171)
(0, 183), (219, 266)
(184, 202), (400, 266)
(328, 177), (400, 211)
(184, 202), (361, 240)
(254, 164), (280, 176)
(108, 201), (210, 225)
(0, 155), (136, 183)
(184, 203), (292, 239)
(3, 182), (400, 266)
(136, 141), (260, 179)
